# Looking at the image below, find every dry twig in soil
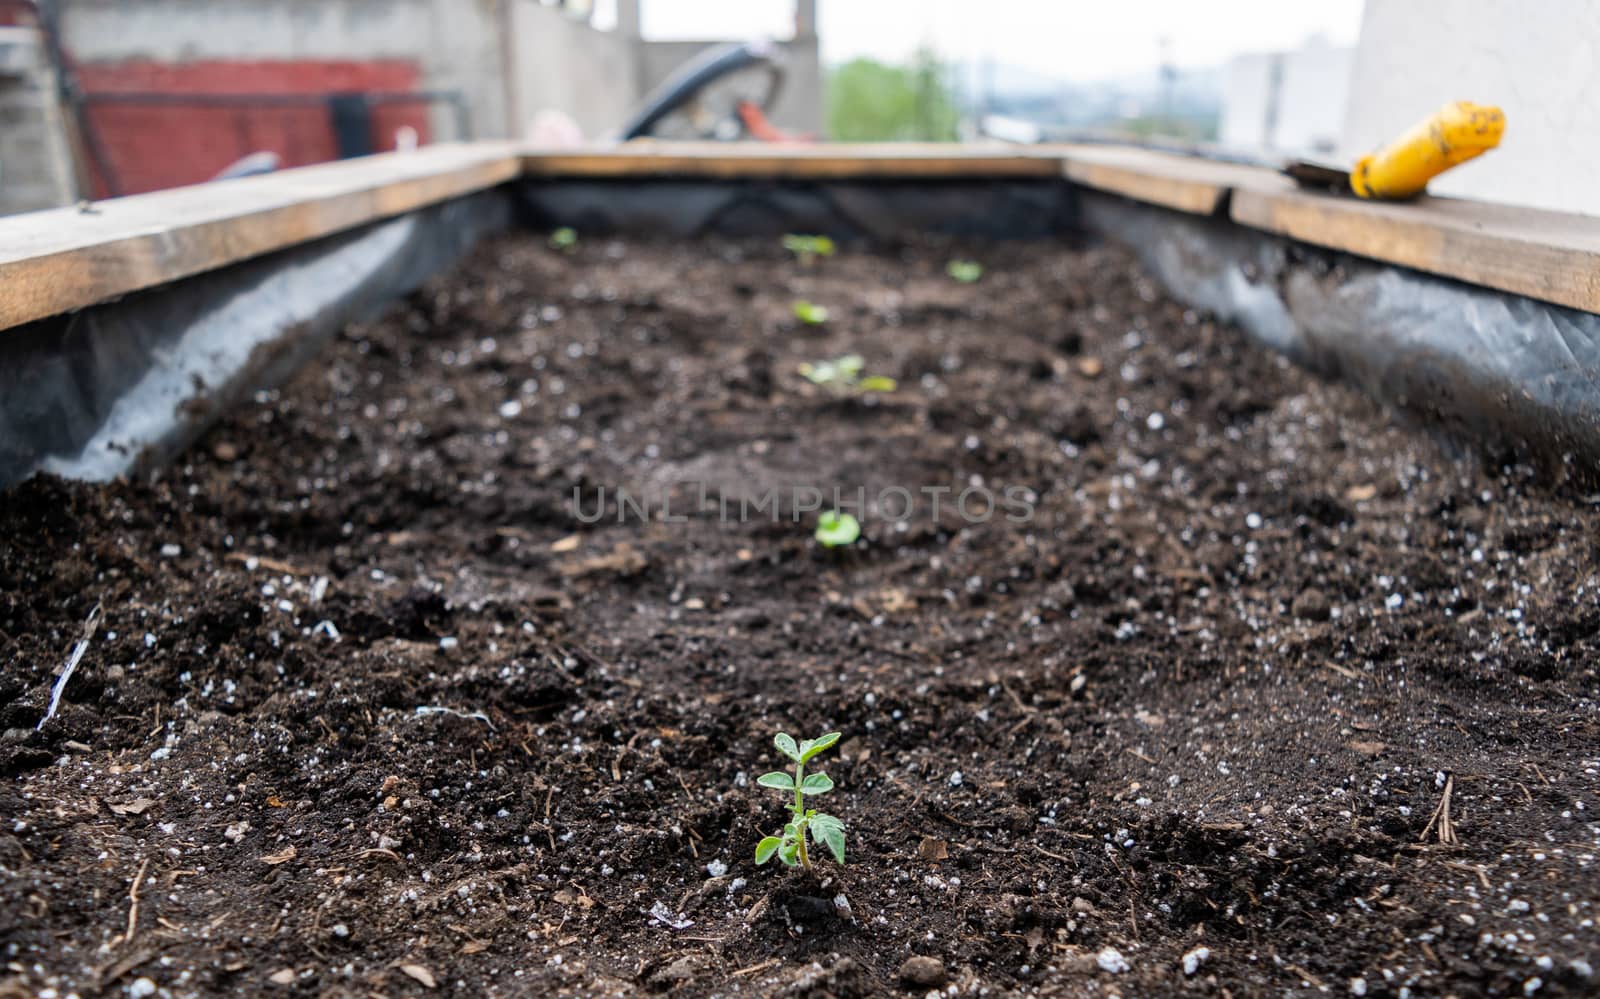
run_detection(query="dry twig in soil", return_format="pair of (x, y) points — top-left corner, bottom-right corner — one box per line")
(121, 858), (150, 947)
(1420, 773), (1458, 846)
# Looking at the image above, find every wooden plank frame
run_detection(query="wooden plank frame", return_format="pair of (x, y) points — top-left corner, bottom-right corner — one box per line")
(519, 141), (1064, 179)
(5, 140), (1600, 330)
(1229, 188), (1600, 316)
(0, 143), (523, 331)
(1055, 143), (1293, 216)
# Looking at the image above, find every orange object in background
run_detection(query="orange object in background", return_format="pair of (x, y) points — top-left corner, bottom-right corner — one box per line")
(736, 100), (813, 143)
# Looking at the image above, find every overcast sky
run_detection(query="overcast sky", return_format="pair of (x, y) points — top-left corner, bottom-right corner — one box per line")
(641, 0), (1366, 81)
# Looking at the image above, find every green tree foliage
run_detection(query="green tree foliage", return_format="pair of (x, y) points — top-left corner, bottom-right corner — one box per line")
(826, 49), (960, 142)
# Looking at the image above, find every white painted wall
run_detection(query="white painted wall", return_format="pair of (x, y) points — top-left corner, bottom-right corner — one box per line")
(1342, 0), (1600, 216)
(1220, 38), (1351, 157)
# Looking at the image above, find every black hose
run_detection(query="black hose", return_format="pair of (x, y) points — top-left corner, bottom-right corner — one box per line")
(614, 39), (784, 141)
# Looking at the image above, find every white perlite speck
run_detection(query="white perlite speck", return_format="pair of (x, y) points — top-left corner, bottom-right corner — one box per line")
(1097, 947), (1129, 974)
(706, 859), (728, 877)
(129, 977), (158, 998)
(1181, 947), (1210, 976)
(647, 900), (693, 930)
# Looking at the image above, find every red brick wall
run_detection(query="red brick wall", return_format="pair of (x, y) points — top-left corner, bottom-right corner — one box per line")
(78, 59), (431, 196)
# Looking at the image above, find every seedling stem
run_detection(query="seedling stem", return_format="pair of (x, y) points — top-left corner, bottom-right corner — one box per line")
(755, 732), (846, 870)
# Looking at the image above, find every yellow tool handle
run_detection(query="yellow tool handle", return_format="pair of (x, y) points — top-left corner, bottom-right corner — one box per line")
(1351, 101), (1505, 200)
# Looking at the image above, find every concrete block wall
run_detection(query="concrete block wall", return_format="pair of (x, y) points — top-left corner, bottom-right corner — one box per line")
(0, 28), (77, 214)
(509, 0), (639, 139)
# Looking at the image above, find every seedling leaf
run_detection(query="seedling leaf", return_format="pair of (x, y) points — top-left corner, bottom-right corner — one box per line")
(778, 839), (801, 866)
(817, 823), (846, 864)
(946, 259), (983, 283)
(782, 234), (836, 260)
(549, 227), (578, 252)
(814, 511), (860, 548)
(792, 300), (830, 325)
(799, 360), (835, 385)
(796, 354), (895, 396)
(801, 772), (834, 794)
(809, 813), (846, 864)
(757, 771), (795, 790)
(798, 732), (840, 762)
(774, 733), (800, 761)
(755, 836), (782, 864)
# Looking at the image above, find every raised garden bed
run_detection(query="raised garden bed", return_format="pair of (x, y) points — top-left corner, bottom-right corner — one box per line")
(4, 229), (1599, 996)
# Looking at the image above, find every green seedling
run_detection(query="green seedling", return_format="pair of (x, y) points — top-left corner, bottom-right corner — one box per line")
(798, 354), (897, 395)
(814, 511), (860, 548)
(549, 227), (579, 252)
(782, 234), (836, 265)
(946, 260), (983, 283)
(792, 300), (830, 325)
(755, 732), (846, 869)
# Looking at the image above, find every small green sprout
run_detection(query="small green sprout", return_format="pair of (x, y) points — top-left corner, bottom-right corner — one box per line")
(798, 354), (897, 395)
(814, 511), (860, 548)
(755, 732), (845, 869)
(782, 234), (836, 265)
(946, 260), (983, 283)
(792, 300), (830, 325)
(549, 227), (578, 252)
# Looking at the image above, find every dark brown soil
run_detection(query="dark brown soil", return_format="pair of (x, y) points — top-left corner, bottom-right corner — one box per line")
(4, 232), (1600, 998)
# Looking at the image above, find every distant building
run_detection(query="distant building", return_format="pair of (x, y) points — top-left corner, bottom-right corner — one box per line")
(1220, 36), (1352, 158)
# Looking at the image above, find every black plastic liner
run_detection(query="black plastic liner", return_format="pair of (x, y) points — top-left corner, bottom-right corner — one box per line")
(1081, 192), (1600, 475)
(0, 190), (511, 489)
(517, 179), (1078, 240)
(5, 175), (1600, 489)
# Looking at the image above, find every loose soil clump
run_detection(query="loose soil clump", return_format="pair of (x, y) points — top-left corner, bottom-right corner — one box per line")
(3, 233), (1599, 997)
